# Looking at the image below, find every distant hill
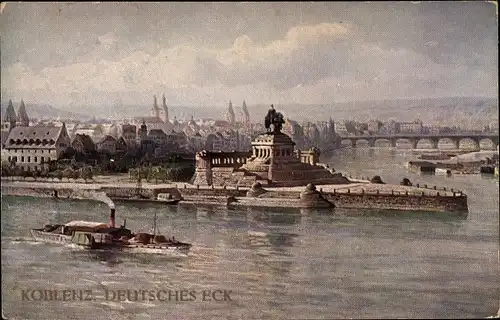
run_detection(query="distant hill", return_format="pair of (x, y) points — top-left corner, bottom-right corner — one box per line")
(0, 102), (92, 121)
(247, 96), (499, 127)
(80, 96), (499, 126)
(1, 97), (497, 128)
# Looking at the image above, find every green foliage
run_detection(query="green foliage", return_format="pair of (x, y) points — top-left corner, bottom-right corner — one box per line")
(128, 168), (138, 181)
(33, 169), (41, 180)
(62, 168), (74, 181)
(55, 170), (63, 181)
(71, 169), (80, 181)
(22, 170), (34, 180)
(1, 160), (12, 176)
(80, 167), (93, 183)
(156, 166), (167, 183)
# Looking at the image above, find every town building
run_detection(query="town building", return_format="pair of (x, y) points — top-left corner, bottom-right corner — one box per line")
(368, 120), (383, 134)
(71, 134), (96, 154)
(121, 124), (137, 141)
(187, 132), (206, 153)
(302, 122), (320, 148)
(3, 123), (71, 171)
(182, 116), (201, 136)
(129, 94), (173, 133)
(335, 120), (349, 135)
(96, 135), (118, 155)
(399, 119), (423, 134)
(283, 118), (305, 148)
(386, 120), (401, 135)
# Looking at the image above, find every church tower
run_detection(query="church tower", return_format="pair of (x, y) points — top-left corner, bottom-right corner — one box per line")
(17, 99), (29, 127)
(4, 99), (17, 131)
(151, 95), (160, 119)
(242, 100), (250, 125)
(328, 117), (336, 137)
(226, 100), (235, 126)
(138, 120), (148, 142)
(159, 94), (169, 123)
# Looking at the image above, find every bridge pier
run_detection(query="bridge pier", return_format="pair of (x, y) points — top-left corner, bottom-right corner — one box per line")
(409, 139), (417, 149)
(429, 138), (439, 149)
(471, 138), (481, 151)
(350, 139), (356, 148)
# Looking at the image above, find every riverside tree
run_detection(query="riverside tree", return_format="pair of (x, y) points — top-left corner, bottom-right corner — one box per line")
(81, 167), (93, 183)
(62, 168), (74, 181)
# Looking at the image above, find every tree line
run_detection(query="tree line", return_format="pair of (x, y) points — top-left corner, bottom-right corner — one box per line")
(1, 161), (95, 183)
(128, 164), (194, 184)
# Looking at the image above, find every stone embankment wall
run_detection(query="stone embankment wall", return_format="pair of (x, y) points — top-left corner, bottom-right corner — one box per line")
(322, 193), (467, 212)
(1, 185), (181, 201)
(1, 182), (468, 213)
(176, 186), (467, 212)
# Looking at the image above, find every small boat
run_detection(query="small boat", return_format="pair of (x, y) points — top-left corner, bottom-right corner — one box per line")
(157, 193), (181, 204)
(30, 207), (192, 255)
(435, 168), (452, 176)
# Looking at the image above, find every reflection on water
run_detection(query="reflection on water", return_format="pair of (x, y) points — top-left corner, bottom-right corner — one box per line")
(1, 148), (498, 319)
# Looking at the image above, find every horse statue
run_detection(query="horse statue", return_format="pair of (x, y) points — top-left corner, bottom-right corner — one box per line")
(264, 104), (285, 133)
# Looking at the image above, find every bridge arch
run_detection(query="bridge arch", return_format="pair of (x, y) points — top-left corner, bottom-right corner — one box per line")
(373, 138), (393, 148)
(394, 138), (417, 149)
(458, 138), (480, 151)
(416, 138), (439, 149)
(340, 139), (353, 148)
(437, 138), (459, 150)
(353, 139), (373, 148)
(479, 138), (496, 150)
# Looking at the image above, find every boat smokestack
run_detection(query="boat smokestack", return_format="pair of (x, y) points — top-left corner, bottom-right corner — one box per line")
(109, 208), (116, 228)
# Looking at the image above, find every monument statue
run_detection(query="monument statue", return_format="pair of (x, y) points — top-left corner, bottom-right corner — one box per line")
(265, 104), (285, 133)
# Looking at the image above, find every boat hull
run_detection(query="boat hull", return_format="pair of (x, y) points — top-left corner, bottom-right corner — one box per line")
(30, 229), (191, 255)
(31, 229), (72, 244)
(93, 244), (191, 256)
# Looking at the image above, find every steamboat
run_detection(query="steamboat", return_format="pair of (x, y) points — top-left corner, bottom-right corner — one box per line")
(30, 206), (192, 255)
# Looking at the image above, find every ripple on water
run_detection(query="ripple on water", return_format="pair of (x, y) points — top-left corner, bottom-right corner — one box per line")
(0, 156), (498, 320)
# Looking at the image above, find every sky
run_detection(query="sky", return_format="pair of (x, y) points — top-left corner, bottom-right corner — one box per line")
(0, 2), (498, 109)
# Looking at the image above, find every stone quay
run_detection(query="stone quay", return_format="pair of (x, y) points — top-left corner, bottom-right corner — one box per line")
(0, 106), (470, 214)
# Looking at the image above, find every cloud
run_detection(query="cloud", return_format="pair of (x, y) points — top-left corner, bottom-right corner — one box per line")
(2, 23), (352, 103)
(97, 32), (118, 50)
(1, 21), (497, 106)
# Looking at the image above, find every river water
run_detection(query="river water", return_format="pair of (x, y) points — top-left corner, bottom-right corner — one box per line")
(1, 148), (498, 319)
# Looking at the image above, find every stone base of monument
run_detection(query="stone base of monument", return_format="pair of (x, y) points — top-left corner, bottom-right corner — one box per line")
(246, 182), (267, 197)
(298, 183), (335, 208)
(228, 182), (334, 208)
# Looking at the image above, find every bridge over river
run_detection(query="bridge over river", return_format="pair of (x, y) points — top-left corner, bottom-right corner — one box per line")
(338, 132), (499, 150)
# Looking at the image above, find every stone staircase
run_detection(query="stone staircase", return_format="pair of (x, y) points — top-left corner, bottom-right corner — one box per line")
(211, 167), (270, 187)
(234, 168), (270, 186)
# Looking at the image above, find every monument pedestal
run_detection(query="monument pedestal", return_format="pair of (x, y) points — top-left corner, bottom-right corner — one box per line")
(241, 132), (339, 186)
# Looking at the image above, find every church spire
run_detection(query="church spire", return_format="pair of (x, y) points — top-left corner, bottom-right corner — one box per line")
(4, 99), (17, 124)
(153, 95), (159, 110)
(161, 93), (169, 123)
(17, 99), (29, 127)
(242, 100), (249, 124)
(226, 100), (235, 125)
(152, 94), (160, 119)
